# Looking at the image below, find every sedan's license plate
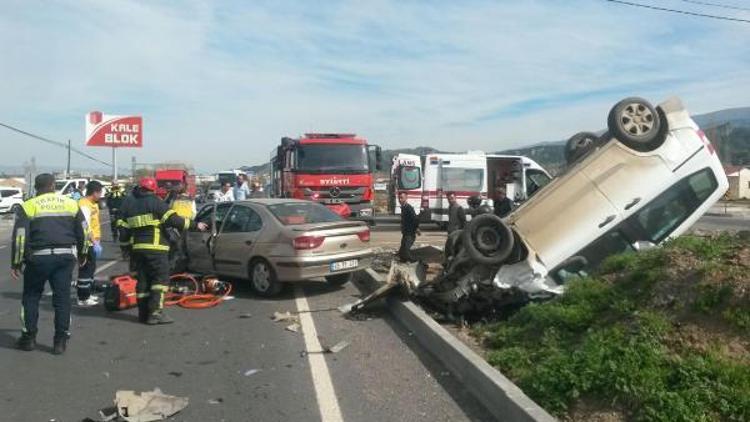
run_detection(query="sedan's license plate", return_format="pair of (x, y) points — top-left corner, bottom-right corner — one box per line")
(330, 259), (358, 272)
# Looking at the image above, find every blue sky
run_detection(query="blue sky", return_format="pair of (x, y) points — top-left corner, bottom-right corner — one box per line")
(1, 0), (749, 173)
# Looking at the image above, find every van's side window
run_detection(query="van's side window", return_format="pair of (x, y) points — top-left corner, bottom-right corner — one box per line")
(631, 168), (718, 243)
(525, 169), (551, 198)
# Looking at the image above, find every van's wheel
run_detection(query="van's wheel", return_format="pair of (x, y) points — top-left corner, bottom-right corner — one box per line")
(607, 97), (665, 152)
(10, 204), (20, 214)
(249, 259), (283, 297)
(565, 132), (599, 164)
(325, 272), (352, 287)
(462, 214), (514, 266)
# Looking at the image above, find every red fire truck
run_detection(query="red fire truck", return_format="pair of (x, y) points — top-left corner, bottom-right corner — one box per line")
(154, 168), (197, 199)
(270, 133), (382, 223)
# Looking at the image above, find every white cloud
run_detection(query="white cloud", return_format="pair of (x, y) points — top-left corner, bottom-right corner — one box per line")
(0, 0), (748, 172)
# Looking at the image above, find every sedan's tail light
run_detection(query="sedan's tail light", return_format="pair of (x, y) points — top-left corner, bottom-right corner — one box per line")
(293, 235), (325, 250)
(357, 229), (371, 242)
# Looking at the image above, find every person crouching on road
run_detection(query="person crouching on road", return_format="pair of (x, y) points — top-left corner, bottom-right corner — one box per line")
(397, 191), (420, 262)
(11, 173), (87, 355)
(446, 192), (466, 234)
(117, 177), (208, 325)
(76, 181), (104, 307)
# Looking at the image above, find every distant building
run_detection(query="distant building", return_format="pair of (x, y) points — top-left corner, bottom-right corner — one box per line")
(724, 165), (750, 200)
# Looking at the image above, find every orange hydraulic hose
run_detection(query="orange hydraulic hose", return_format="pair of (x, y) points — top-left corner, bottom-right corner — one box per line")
(177, 282), (233, 309)
(166, 273), (232, 309)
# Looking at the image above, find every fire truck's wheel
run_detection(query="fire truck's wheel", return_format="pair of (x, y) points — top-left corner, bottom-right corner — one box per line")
(462, 214), (514, 266)
(249, 259), (283, 297)
(607, 97), (666, 152)
(325, 272), (352, 287)
(565, 131), (599, 164)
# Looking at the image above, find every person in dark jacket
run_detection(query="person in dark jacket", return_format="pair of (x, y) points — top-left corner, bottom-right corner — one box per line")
(493, 187), (513, 218)
(11, 173), (87, 354)
(446, 192), (466, 233)
(105, 183), (125, 238)
(117, 177), (207, 325)
(398, 192), (420, 262)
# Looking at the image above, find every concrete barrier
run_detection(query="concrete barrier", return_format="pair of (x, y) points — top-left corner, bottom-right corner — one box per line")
(355, 268), (556, 422)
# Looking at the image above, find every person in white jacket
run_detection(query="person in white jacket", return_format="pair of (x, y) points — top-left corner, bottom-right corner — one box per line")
(216, 182), (235, 202)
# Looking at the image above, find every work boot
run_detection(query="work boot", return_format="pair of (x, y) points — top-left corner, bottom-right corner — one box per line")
(52, 337), (68, 355)
(146, 311), (174, 325)
(16, 332), (36, 351)
(137, 299), (150, 324)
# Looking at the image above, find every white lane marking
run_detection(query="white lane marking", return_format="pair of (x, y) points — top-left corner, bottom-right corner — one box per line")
(294, 286), (344, 422)
(95, 260), (120, 275)
(0, 245), (6, 250)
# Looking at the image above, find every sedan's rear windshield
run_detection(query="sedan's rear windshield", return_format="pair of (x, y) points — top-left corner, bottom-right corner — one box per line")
(268, 202), (343, 225)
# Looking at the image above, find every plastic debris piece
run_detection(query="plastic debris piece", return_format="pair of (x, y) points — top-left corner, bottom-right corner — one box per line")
(115, 388), (188, 422)
(285, 323), (300, 333)
(271, 311), (298, 322)
(243, 369), (261, 377)
(238, 313), (253, 319)
(326, 341), (350, 354)
(208, 398), (223, 405)
(98, 406), (119, 421)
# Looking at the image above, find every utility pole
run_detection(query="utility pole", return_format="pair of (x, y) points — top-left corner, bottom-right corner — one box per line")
(112, 147), (118, 182)
(132, 156), (136, 180)
(66, 139), (71, 178)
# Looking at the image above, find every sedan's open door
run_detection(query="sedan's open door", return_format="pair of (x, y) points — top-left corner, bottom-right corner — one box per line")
(186, 204), (218, 273)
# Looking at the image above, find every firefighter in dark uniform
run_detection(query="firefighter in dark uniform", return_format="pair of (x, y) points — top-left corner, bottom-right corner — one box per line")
(117, 177), (207, 325)
(105, 183), (125, 239)
(11, 173), (87, 355)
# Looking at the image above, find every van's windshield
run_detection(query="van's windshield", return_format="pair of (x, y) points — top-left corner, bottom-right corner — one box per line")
(399, 166), (421, 190)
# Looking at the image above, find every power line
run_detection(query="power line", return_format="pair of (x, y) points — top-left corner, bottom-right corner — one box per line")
(677, 0), (750, 13)
(0, 122), (111, 167)
(602, 0), (750, 23)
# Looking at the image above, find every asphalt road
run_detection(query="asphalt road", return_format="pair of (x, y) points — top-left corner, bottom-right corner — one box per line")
(0, 213), (491, 422)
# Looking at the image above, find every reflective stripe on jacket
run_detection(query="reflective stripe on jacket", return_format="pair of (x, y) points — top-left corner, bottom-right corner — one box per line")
(10, 192), (86, 268)
(117, 189), (193, 253)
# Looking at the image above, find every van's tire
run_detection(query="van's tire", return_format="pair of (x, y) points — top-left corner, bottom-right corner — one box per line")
(325, 272), (352, 287)
(10, 204), (20, 214)
(565, 132), (599, 164)
(462, 214), (514, 266)
(607, 97), (665, 152)
(249, 258), (283, 297)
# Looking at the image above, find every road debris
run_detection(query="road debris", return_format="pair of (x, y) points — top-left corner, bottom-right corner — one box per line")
(271, 311), (298, 323)
(325, 341), (350, 354)
(242, 369), (261, 377)
(98, 406), (119, 421)
(207, 398), (224, 405)
(285, 323), (301, 333)
(238, 313), (253, 319)
(114, 388), (188, 422)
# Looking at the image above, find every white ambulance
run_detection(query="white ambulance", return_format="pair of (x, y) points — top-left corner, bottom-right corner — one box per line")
(421, 152), (551, 227)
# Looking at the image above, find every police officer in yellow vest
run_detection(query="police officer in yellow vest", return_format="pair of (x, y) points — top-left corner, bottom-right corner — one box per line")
(77, 181), (104, 307)
(10, 174), (87, 355)
(117, 178), (207, 325)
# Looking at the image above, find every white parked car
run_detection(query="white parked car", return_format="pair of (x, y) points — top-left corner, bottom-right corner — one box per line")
(0, 187), (24, 214)
(418, 97), (730, 313)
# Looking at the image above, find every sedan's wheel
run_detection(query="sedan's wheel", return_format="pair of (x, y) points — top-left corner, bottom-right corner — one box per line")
(462, 214), (514, 266)
(325, 272), (352, 287)
(607, 97), (666, 152)
(249, 259), (282, 297)
(565, 131), (599, 164)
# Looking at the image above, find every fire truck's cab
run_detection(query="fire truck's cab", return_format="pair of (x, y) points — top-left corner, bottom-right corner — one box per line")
(270, 133), (382, 223)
